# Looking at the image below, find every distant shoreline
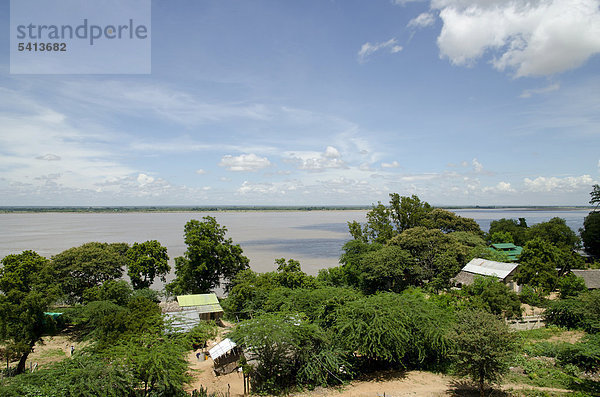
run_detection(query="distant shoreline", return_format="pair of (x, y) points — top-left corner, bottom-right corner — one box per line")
(0, 205), (594, 214)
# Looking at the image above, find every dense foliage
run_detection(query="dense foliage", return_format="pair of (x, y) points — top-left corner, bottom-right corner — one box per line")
(50, 242), (129, 304)
(544, 290), (600, 333)
(167, 217), (249, 294)
(450, 309), (517, 397)
(127, 240), (170, 290)
(0, 251), (58, 374)
(581, 211), (600, 258)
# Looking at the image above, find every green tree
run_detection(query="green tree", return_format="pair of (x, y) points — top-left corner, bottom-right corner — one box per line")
(580, 211), (600, 258)
(332, 290), (451, 368)
(110, 335), (191, 396)
(450, 309), (517, 397)
(222, 269), (279, 320)
(167, 217), (249, 294)
(488, 218), (529, 246)
(274, 258), (316, 289)
(590, 183), (600, 209)
(82, 279), (133, 306)
(557, 273), (587, 299)
(230, 312), (349, 393)
(389, 227), (468, 290)
(365, 202), (395, 243)
(460, 276), (522, 319)
(388, 193), (433, 232)
(50, 242), (128, 303)
(490, 231), (514, 244)
(527, 217), (580, 251)
(356, 246), (416, 294)
(0, 251), (57, 374)
(421, 208), (483, 235)
(515, 238), (562, 292)
(126, 240), (170, 290)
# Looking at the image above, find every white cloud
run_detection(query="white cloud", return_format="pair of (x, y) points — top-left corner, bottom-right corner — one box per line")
(472, 158), (483, 173)
(408, 13), (436, 29)
(435, 0), (600, 77)
(285, 146), (347, 171)
(219, 153), (272, 172)
(483, 181), (516, 193)
(523, 174), (596, 192)
(358, 38), (403, 63)
(381, 160), (401, 168)
(520, 83), (561, 98)
(136, 173), (155, 185)
(195, 169), (207, 175)
(36, 153), (61, 161)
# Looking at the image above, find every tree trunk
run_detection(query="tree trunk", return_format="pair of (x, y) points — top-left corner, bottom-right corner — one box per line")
(15, 350), (30, 375)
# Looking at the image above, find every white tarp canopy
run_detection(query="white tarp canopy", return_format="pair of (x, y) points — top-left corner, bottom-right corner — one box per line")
(209, 338), (237, 360)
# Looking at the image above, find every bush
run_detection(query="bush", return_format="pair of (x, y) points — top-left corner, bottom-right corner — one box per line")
(544, 291), (600, 333)
(331, 290), (452, 369)
(519, 285), (547, 307)
(229, 312), (351, 393)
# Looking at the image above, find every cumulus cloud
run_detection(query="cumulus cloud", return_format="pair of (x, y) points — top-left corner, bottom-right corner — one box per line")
(434, 0), (600, 77)
(524, 174), (595, 192)
(358, 38), (403, 62)
(408, 12), (436, 28)
(483, 181), (516, 193)
(36, 153), (61, 161)
(472, 158), (483, 173)
(137, 173), (155, 185)
(520, 83), (561, 98)
(195, 169), (207, 175)
(219, 153), (271, 172)
(285, 146), (347, 171)
(381, 160), (401, 168)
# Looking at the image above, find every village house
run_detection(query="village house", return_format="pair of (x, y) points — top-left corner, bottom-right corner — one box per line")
(452, 257), (520, 292)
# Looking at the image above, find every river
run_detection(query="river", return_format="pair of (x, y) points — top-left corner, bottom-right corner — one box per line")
(0, 208), (591, 277)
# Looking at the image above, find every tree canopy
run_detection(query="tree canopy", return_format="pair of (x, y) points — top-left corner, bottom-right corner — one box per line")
(450, 309), (517, 397)
(0, 251), (57, 374)
(50, 242), (128, 303)
(167, 216), (249, 294)
(126, 240), (170, 290)
(515, 238), (562, 293)
(581, 211), (600, 258)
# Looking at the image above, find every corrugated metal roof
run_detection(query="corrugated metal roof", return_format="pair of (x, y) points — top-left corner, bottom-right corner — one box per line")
(196, 303), (224, 314)
(462, 258), (519, 280)
(164, 310), (201, 333)
(177, 293), (220, 307)
(209, 338), (237, 360)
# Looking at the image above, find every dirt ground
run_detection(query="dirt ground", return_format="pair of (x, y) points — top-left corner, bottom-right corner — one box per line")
(21, 329), (575, 396)
(18, 332), (85, 370)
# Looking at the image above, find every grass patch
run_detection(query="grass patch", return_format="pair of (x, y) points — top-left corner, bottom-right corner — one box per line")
(37, 348), (66, 360)
(518, 326), (567, 342)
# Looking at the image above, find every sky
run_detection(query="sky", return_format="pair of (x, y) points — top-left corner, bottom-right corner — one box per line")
(0, 0), (599, 206)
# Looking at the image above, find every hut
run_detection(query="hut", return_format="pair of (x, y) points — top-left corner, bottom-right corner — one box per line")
(452, 258), (520, 292)
(176, 293), (224, 321)
(209, 338), (242, 375)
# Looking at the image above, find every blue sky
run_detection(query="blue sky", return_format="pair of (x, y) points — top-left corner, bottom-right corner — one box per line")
(1, 0), (599, 206)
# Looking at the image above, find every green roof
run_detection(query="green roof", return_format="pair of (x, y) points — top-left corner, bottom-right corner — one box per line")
(177, 293), (220, 307)
(491, 243), (518, 249)
(490, 243), (522, 261)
